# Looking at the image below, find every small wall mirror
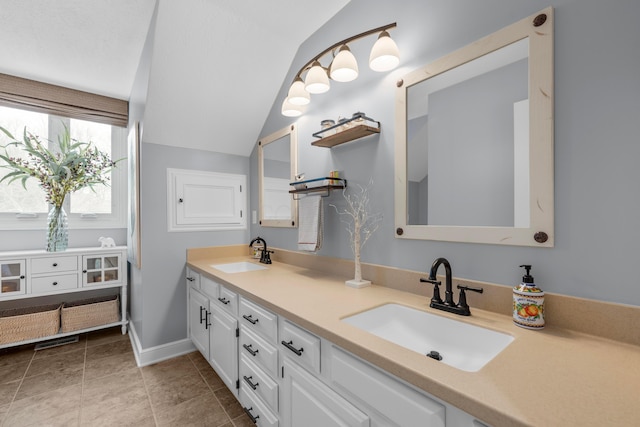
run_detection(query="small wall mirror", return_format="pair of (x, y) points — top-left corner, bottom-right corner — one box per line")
(395, 7), (554, 246)
(259, 124), (298, 227)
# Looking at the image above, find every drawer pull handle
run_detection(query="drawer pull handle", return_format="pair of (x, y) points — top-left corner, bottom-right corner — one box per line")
(242, 314), (259, 325)
(243, 406), (259, 424)
(199, 306), (205, 324)
(53, 263), (58, 267)
(217, 297), (230, 305)
(52, 281), (58, 286)
(282, 340), (304, 356)
(205, 311), (211, 330)
(243, 375), (259, 390)
(243, 344), (259, 356)
(187, 276), (195, 282)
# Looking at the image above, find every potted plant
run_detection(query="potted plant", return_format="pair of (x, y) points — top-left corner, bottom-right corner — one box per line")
(0, 125), (118, 251)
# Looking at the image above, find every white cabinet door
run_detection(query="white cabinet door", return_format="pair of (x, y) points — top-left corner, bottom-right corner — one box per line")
(209, 303), (239, 395)
(281, 358), (369, 427)
(0, 259), (26, 298)
(168, 168), (246, 231)
(82, 253), (122, 286)
(189, 288), (210, 356)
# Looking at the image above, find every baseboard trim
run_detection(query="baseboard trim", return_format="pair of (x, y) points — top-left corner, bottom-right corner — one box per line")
(128, 318), (196, 367)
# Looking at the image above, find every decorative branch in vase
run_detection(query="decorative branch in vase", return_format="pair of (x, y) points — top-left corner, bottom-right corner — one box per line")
(0, 125), (118, 252)
(331, 179), (382, 288)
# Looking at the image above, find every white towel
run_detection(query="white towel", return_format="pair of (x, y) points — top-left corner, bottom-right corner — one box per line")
(298, 195), (323, 252)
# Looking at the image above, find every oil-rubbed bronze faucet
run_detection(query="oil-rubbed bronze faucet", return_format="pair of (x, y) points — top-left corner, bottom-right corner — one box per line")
(249, 236), (273, 264)
(420, 257), (483, 316)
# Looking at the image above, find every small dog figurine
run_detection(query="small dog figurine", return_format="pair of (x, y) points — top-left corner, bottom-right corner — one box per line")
(99, 236), (116, 248)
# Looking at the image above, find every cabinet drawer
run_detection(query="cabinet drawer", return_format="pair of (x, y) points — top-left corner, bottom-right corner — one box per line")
(200, 275), (219, 299)
(239, 297), (277, 343)
(330, 346), (445, 427)
(280, 320), (320, 374)
(31, 256), (78, 274)
(186, 268), (201, 290)
(239, 326), (278, 378)
(31, 274), (79, 294)
(214, 286), (238, 316)
(240, 354), (278, 413)
(239, 387), (279, 427)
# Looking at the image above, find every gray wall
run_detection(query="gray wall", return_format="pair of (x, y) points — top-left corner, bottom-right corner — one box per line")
(252, 0), (640, 307)
(128, 0), (250, 349)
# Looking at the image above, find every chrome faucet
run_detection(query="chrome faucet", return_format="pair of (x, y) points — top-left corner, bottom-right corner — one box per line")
(249, 236), (272, 264)
(420, 257), (483, 316)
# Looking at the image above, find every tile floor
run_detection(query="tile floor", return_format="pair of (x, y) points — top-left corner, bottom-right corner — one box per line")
(0, 327), (254, 426)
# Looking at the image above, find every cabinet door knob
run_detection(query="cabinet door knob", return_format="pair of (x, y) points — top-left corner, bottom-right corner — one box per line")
(20, 275), (25, 279)
(52, 263), (58, 267)
(52, 282), (58, 286)
(83, 270), (87, 273)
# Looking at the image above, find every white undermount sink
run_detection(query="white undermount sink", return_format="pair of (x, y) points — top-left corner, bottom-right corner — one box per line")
(210, 261), (268, 274)
(342, 303), (513, 372)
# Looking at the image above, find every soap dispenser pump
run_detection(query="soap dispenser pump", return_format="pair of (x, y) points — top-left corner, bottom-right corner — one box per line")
(513, 264), (545, 329)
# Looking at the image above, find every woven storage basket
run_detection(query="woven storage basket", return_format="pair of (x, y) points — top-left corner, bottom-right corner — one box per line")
(0, 304), (61, 345)
(61, 295), (119, 333)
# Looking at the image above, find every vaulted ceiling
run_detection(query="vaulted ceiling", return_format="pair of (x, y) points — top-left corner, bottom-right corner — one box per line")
(0, 0), (350, 156)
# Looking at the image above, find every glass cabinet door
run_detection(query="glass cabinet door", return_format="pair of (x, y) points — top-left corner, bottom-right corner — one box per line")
(0, 260), (26, 296)
(83, 254), (121, 286)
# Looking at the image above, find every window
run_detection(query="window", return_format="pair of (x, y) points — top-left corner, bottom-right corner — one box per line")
(0, 105), (127, 229)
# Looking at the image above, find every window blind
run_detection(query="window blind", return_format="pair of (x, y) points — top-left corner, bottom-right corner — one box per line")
(0, 73), (128, 127)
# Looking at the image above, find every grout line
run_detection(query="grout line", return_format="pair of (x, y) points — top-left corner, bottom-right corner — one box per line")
(1, 345), (36, 427)
(188, 353), (237, 424)
(77, 333), (88, 426)
(139, 361), (160, 426)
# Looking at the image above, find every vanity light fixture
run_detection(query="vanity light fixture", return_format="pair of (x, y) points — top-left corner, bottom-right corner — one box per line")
(281, 23), (399, 116)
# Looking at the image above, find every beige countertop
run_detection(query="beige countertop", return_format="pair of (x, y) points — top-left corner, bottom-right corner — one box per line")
(187, 247), (640, 427)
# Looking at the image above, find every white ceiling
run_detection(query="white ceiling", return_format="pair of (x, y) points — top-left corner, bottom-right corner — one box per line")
(0, 0), (350, 157)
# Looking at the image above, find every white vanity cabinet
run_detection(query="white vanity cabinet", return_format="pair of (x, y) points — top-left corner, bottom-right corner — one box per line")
(281, 357), (369, 427)
(0, 247), (128, 349)
(209, 302), (239, 395)
(186, 268), (492, 427)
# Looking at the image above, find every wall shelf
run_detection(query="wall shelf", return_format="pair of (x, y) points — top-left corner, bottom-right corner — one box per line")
(312, 113), (380, 148)
(289, 177), (347, 199)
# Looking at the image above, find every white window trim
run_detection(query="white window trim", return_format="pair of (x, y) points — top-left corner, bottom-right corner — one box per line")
(0, 117), (127, 230)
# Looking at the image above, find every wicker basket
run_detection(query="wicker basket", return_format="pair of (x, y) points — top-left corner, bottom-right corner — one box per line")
(0, 304), (61, 345)
(61, 295), (120, 333)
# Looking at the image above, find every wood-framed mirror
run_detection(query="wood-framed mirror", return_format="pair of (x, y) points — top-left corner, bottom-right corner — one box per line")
(395, 7), (554, 247)
(258, 124), (298, 227)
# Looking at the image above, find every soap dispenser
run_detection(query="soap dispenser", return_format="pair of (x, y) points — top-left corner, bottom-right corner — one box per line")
(513, 265), (545, 329)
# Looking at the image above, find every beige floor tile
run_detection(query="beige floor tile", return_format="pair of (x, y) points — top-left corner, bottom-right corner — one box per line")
(86, 327), (128, 348)
(215, 386), (245, 419)
(82, 367), (145, 402)
(141, 354), (199, 386)
(0, 403), (9, 425)
(15, 365), (84, 401)
(0, 379), (20, 406)
(0, 346), (34, 368)
(84, 349), (137, 380)
(80, 380), (154, 427)
(198, 366), (227, 392)
(0, 360), (29, 383)
(25, 348), (85, 377)
(146, 368), (210, 411)
(85, 339), (132, 361)
(4, 383), (82, 427)
(232, 413), (256, 427)
(155, 392), (230, 427)
(31, 336), (87, 360)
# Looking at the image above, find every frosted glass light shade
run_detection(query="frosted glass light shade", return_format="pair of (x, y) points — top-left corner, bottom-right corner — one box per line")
(330, 45), (359, 82)
(281, 98), (306, 117)
(369, 31), (400, 72)
(287, 78), (310, 105)
(304, 61), (330, 94)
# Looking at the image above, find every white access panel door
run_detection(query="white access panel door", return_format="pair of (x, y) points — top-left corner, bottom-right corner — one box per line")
(167, 168), (247, 231)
